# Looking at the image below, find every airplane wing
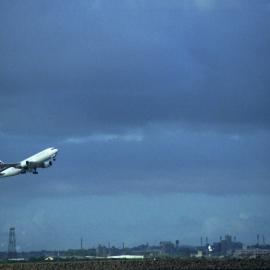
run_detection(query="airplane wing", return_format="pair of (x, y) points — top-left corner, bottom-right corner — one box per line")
(0, 161), (38, 170)
(17, 161), (52, 170)
(0, 162), (20, 171)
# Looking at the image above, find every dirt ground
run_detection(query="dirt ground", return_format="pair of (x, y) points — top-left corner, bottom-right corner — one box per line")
(0, 258), (269, 270)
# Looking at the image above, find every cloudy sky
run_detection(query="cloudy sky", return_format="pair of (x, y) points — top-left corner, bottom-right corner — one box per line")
(0, 0), (270, 251)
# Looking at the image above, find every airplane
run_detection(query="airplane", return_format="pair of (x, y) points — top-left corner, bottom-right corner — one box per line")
(0, 147), (58, 177)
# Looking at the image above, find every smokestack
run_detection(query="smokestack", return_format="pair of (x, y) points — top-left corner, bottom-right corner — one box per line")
(80, 237), (83, 249)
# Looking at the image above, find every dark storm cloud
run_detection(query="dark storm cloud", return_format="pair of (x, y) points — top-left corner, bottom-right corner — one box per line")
(0, 0), (269, 196)
(0, 0), (269, 136)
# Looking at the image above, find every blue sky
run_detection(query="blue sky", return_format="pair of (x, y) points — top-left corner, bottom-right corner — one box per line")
(0, 0), (270, 251)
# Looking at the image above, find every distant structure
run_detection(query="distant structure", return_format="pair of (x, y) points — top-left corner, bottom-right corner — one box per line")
(80, 237), (83, 249)
(8, 227), (17, 259)
(160, 241), (174, 254)
(212, 234), (243, 256)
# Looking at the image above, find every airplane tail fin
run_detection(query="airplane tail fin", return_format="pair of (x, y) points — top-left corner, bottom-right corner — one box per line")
(0, 161), (5, 169)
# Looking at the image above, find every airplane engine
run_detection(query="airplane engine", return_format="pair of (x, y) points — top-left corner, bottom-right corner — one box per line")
(41, 160), (53, 168)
